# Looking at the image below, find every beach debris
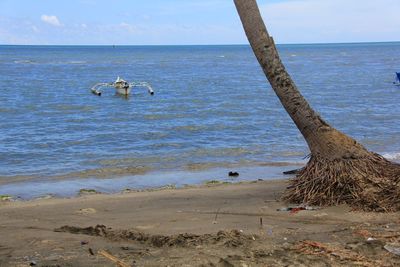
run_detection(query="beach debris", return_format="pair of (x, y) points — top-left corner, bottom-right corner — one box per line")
(0, 195), (13, 201)
(213, 208), (221, 224)
(29, 260), (37, 266)
(88, 248), (95, 256)
(35, 194), (55, 200)
(204, 180), (231, 186)
(294, 240), (389, 266)
(228, 171), (239, 177)
(267, 229), (273, 236)
(384, 244), (400, 256)
(283, 168), (302, 175)
(206, 180), (222, 185)
(91, 76), (154, 96)
(354, 229), (373, 239)
(98, 249), (130, 267)
(80, 240), (89, 245)
(276, 206), (319, 214)
(78, 188), (100, 195)
(217, 258), (234, 267)
(122, 188), (138, 194)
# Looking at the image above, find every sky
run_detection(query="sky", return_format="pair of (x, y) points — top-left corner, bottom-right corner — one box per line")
(0, 0), (399, 45)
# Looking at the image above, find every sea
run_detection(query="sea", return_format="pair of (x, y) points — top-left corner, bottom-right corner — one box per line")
(1, 43), (400, 198)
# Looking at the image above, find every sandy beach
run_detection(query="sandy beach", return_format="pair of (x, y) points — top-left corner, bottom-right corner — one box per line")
(1, 179), (399, 266)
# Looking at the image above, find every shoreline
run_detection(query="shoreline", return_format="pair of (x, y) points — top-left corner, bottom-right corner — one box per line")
(1, 179), (399, 266)
(0, 163), (301, 200)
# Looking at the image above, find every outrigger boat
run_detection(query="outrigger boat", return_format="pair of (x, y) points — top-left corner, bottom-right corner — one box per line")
(394, 72), (400, 86)
(91, 77), (154, 96)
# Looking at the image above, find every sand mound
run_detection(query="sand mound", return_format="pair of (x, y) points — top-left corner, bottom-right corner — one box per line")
(55, 224), (256, 248)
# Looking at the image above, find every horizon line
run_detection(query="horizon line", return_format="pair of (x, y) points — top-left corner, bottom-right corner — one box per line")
(1, 40), (400, 47)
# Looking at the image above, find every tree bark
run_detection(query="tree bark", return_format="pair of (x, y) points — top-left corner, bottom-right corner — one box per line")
(234, 0), (400, 211)
(233, 0), (369, 160)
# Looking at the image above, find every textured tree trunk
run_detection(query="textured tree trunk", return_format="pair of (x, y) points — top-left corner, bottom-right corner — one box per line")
(234, 0), (400, 211)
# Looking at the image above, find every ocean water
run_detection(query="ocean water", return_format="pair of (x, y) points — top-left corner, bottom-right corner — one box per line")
(1, 43), (400, 197)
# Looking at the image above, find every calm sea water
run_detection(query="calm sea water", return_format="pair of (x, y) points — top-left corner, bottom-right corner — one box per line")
(1, 43), (400, 196)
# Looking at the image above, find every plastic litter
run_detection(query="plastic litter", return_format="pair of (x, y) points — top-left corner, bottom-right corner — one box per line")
(277, 206), (320, 214)
(384, 244), (400, 256)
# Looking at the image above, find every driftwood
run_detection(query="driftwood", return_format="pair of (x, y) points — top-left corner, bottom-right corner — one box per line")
(98, 249), (131, 267)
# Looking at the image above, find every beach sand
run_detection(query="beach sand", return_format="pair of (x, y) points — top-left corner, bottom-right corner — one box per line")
(1, 179), (399, 266)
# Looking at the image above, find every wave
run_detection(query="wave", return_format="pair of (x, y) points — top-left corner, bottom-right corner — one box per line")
(13, 60), (87, 65)
(0, 166), (151, 186)
(14, 60), (36, 64)
(55, 166), (151, 179)
(66, 61), (87, 64)
(383, 152), (400, 161)
(184, 160), (305, 171)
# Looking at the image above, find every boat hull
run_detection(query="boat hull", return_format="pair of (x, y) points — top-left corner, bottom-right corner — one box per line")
(115, 86), (132, 95)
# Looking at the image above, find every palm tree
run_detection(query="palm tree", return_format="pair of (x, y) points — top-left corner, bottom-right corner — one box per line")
(233, 0), (400, 211)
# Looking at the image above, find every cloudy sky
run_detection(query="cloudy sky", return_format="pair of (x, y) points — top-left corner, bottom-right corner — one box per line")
(0, 0), (399, 45)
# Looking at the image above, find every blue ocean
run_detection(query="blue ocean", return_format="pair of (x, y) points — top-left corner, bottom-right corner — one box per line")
(1, 43), (400, 198)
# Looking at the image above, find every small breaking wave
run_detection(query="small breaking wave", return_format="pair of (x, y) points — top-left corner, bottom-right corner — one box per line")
(55, 166), (151, 179)
(14, 60), (36, 64)
(13, 60), (87, 65)
(66, 61), (87, 64)
(383, 152), (400, 161)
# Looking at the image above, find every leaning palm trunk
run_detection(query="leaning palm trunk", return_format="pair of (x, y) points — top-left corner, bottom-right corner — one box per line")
(234, 0), (400, 211)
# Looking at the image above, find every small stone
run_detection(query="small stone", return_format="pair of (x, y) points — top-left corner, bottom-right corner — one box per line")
(228, 171), (239, 177)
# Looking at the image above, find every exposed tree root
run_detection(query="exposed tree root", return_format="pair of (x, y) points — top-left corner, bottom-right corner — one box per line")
(283, 153), (400, 211)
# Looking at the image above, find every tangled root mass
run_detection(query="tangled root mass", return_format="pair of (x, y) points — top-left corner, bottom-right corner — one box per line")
(283, 152), (400, 212)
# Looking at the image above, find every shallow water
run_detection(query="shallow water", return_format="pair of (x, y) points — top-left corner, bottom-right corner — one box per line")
(1, 43), (400, 196)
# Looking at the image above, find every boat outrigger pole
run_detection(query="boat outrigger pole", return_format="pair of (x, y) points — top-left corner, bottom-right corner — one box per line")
(91, 77), (154, 96)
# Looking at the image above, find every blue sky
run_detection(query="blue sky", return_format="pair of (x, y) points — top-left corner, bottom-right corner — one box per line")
(0, 0), (399, 45)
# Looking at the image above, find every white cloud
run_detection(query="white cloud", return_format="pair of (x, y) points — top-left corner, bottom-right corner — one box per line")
(40, 15), (62, 27)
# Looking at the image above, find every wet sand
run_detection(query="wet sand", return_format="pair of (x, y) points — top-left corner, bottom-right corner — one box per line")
(1, 179), (399, 266)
